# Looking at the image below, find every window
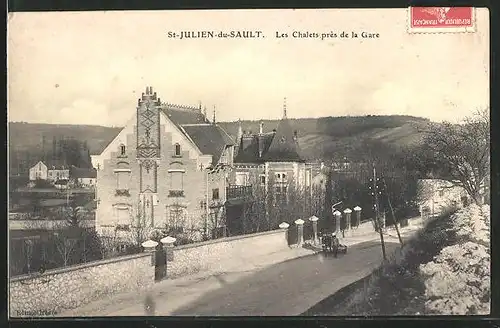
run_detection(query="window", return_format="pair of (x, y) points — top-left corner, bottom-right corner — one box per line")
(212, 188), (220, 200)
(120, 145), (126, 156)
(260, 175), (266, 185)
(235, 172), (249, 186)
(439, 190), (444, 197)
(167, 204), (187, 232)
(115, 207), (130, 225)
(275, 172), (288, 204)
(168, 170), (185, 197)
(174, 143), (181, 157)
(275, 172), (287, 183)
(115, 169), (131, 195)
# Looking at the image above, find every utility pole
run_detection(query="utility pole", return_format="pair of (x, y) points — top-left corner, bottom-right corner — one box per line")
(370, 164), (387, 261)
(382, 177), (403, 247)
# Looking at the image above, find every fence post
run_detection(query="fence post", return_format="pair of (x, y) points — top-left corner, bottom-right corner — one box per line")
(141, 240), (159, 266)
(333, 210), (341, 234)
(308, 216), (319, 245)
(344, 208), (352, 236)
(294, 219), (305, 246)
(160, 236), (176, 262)
(354, 206), (361, 228)
(279, 222), (290, 247)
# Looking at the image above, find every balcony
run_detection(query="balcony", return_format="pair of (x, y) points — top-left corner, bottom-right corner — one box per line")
(168, 190), (185, 197)
(226, 185), (253, 200)
(115, 189), (130, 197)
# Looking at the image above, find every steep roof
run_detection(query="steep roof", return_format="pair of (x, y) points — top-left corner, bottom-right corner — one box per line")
(262, 118), (303, 162)
(234, 117), (304, 163)
(181, 124), (234, 165)
(234, 133), (274, 164)
(161, 104), (208, 125)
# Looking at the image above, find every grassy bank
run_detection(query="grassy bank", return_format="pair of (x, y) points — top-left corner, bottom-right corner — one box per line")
(303, 204), (490, 316)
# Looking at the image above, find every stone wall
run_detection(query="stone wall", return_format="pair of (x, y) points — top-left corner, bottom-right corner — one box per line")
(9, 252), (154, 317)
(9, 228), (289, 317)
(168, 229), (288, 278)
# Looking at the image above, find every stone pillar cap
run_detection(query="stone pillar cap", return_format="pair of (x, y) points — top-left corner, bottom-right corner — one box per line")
(141, 240), (158, 248)
(160, 236), (177, 244)
(294, 219), (305, 225)
(344, 208), (352, 214)
(279, 222), (290, 229)
(308, 216), (319, 222)
(333, 210), (342, 216)
(354, 206), (362, 211)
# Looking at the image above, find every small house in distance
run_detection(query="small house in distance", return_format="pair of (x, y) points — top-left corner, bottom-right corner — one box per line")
(29, 160), (70, 182)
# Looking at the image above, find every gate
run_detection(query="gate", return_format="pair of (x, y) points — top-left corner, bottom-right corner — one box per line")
(287, 224), (298, 246)
(154, 248), (167, 281)
(303, 220), (314, 242)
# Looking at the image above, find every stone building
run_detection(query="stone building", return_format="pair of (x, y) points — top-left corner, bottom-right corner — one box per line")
(29, 160), (70, 183)
(94, 86), (234, 242)
(225, 102), (325, 232)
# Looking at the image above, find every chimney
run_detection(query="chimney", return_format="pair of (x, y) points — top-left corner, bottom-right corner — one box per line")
(237, 120), (243, 141)
(212, 107), (216, 124)
(258, 124), (265, 158)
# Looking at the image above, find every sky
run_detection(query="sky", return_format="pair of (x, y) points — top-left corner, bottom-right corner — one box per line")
(7, 9), (489, 127)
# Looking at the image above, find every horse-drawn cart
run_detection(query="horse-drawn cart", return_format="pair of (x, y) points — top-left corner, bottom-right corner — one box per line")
(320, 232), (348, 257)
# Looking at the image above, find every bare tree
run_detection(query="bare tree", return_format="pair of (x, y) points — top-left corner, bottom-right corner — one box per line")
(52, 221), (79, 267)
(422, 109), (490, 205)
(128, 211), (155, 247)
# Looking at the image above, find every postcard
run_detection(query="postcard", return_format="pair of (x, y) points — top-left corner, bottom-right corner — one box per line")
(7, 8), (490, 318)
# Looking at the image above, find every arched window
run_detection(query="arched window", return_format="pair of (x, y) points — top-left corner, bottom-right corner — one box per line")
(119, 144), (126, 156)
(174, 143), (181, 157)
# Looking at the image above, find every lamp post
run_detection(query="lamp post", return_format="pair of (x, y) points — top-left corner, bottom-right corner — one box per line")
(333, 210), (341, 234)
(294, 219), (305, 246)
(309, 216), (319, 245)
(353, 206), (362, 228)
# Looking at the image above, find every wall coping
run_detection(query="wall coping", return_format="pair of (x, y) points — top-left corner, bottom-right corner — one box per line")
(175, 229), (284, 251)
(10, 252), (151, 283)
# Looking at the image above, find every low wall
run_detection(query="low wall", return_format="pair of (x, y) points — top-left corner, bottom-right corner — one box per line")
(168, 229), (289, 278)
(9, 228), (289, 316)
(9, 252), (154, 317)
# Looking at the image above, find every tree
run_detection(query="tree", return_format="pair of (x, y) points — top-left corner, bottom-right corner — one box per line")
(129, 210), (155, 247)
(421, 109), (490, 205)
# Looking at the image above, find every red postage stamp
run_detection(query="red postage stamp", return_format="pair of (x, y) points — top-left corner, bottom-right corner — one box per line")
(408, 7), (475, 33)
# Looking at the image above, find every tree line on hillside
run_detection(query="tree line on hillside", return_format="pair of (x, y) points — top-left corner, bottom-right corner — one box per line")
(9, 136), (93, 175)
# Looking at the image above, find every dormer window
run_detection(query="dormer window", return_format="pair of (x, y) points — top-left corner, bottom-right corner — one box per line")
(174, 143), (181, 157)
(120, 145), (126, 156)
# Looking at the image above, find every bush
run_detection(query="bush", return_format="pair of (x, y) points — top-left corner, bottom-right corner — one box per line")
(418, 205), (490, 315)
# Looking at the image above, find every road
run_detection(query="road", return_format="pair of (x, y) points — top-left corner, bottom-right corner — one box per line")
(65, 240), (399, 317)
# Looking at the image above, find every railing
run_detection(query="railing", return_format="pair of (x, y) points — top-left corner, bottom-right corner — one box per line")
(115, 189), (130, 196)
(226, 185), (253, 200)
(168, 190), (185, 197)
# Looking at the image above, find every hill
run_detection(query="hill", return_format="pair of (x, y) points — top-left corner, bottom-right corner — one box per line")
(8, 115), (429, 173)
(9, 122), (122, 155)
(219, 115), (429, 161)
